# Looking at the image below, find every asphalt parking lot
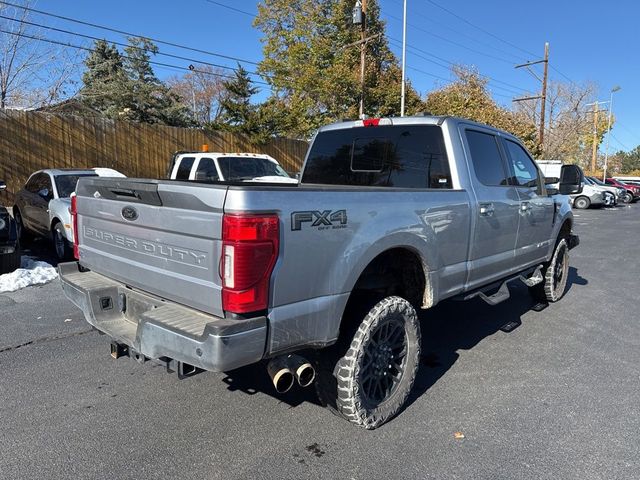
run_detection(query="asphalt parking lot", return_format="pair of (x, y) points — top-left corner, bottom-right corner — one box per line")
(1, 204), (638, 480)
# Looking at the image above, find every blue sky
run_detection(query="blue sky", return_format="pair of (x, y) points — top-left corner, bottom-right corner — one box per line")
(32, 0), (640, 152)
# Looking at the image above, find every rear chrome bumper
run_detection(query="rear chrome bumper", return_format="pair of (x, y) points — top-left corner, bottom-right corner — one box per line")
(58, 262), (267, 372)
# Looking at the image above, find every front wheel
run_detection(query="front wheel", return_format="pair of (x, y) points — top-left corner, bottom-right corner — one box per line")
(315, 296), (421, 429)
(531, 238), (570, 303)
(573, 196), (590, 209)
(621, 192), (633, 204)
(53, 222), (72, 260)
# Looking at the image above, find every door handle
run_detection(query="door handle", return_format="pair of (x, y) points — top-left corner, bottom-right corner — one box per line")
(479, 203), (494, 216)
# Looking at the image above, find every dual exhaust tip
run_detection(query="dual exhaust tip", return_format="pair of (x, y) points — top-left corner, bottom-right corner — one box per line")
(267, 354), (315, 393)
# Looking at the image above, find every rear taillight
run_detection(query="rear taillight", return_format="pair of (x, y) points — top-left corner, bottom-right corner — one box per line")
(221, 214), (279, 314)
(71, 194), (79, 259)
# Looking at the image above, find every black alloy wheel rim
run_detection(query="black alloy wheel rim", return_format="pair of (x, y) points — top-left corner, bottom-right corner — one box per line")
(360, 318), (408, 406)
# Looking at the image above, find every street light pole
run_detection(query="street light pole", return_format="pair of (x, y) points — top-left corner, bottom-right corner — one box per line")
(400, 0), (407, 117)
(602, 86), (621, 181)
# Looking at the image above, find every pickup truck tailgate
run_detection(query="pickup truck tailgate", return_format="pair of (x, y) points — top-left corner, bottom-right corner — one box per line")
(75, 178), (227, 316)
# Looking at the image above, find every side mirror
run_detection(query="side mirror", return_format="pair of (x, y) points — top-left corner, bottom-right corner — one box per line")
(559, 164), (584, 195)
(0, 180), (6, 191)
(544, 176), (559, 184)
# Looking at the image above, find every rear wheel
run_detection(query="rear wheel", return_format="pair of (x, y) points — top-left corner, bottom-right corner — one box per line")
(14, 209), (32, 244)
(573, 196), (590, 209)
(315, 296), (421, 429)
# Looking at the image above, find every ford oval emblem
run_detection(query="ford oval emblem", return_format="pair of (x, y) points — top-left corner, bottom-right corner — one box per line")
(121, 206), (138, 221)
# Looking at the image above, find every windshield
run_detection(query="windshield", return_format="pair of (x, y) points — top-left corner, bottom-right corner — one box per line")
(589, 177), (606, 186)
(217, 157), (290, 181)
(54, 174), (98, 198)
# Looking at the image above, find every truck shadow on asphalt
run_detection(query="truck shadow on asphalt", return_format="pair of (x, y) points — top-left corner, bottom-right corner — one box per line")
(220, 266), (589, 413)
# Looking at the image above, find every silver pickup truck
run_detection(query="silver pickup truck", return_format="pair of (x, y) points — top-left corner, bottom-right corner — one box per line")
(59, 116), (583, 429)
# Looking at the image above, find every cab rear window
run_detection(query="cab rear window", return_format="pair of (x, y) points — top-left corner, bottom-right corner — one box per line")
(302, 125), (451, 188)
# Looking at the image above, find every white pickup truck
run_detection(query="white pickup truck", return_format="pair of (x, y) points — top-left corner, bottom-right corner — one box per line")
(168, 152), (298, 184)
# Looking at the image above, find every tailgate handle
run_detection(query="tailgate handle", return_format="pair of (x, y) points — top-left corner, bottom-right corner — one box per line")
(110, 188), (141, 199)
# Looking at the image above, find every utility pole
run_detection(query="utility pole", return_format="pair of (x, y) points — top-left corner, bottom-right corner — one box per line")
(359, 0), (367, 118)
(400, 0), (407, 117)
(591, 101), (599, 173)
(513, 42), (550, 155)
(602, 86), (621, 181)
(539, 43), (549, 150)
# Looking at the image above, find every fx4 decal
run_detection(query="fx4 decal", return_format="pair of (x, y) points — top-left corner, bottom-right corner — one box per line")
(291, 210), (348, 231)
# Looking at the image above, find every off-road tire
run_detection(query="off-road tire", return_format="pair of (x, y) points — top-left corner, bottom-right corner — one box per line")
(0, 245), (21, 274)
(573, 196), (590, 209)
(530, 237), (569, 303)
(53, 222), (72, 260)
(315, 296), (421, 430)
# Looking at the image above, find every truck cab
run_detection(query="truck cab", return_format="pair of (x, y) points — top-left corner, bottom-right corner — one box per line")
(168, 152), (298, 184)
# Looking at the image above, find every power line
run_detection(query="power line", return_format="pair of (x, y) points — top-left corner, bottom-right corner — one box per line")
(203, 0), (256, 18)
(610, 133), (630, 151)
(425, 0), (538, 58)
(0, 0), (261, 66)
(0, 27), (271, 85)
(387, 0), (525, 63)
(387, 36), (528, 96)
(0, 14), (271, 81)
(384, 12), (515, 64)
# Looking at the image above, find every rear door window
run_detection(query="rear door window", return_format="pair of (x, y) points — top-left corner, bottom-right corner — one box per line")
(302, 125), (451, 188)
(465, 130), (509, 186)
(175, 157), (195, 180)
(195, 158), (220, 181)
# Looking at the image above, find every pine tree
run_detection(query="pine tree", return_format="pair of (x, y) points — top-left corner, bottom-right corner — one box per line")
(215, 64), (259, 134)
(254, 0), (425, 138)
(80, 38), (191, 126)
(80, 40), (127, 116)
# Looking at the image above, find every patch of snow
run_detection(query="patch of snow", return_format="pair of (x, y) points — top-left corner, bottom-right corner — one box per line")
(0, 257), (58, 293)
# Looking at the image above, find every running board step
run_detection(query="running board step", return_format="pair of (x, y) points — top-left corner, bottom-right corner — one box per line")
(519, 266), (544, 287)
(478, 281), (511, 306)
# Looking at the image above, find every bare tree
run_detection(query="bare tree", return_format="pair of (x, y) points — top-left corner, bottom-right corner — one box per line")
(514, 81), (605, 166)
(0, 1), (81, 109)
(167, 65), (227, 125)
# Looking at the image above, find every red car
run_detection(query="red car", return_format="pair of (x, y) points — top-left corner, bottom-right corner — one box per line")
(605, 178), (640, 203)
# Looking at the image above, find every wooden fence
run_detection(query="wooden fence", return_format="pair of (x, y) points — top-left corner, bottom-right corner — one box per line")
(0, 110), (308, 204)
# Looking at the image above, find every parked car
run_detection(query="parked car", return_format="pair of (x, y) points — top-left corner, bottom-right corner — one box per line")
(604, 178), (639, 203)
(569, 182), (605, 209)
(168, 152), (298, 184)
(0, 180), (20, 274)
(60, 116), (582, 429)
(13, 168), (125, 260)
(584, 176), (620, 206)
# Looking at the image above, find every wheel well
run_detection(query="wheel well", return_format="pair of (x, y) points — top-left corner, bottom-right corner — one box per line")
(347, 248), (427, 310)
(559, 219), (571, 239)
(50, 218), (61, 231)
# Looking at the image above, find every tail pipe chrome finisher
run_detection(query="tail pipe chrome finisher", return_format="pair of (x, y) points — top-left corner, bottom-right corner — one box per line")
(267, 357), (295, 393)
(267, 354), (316, 393)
